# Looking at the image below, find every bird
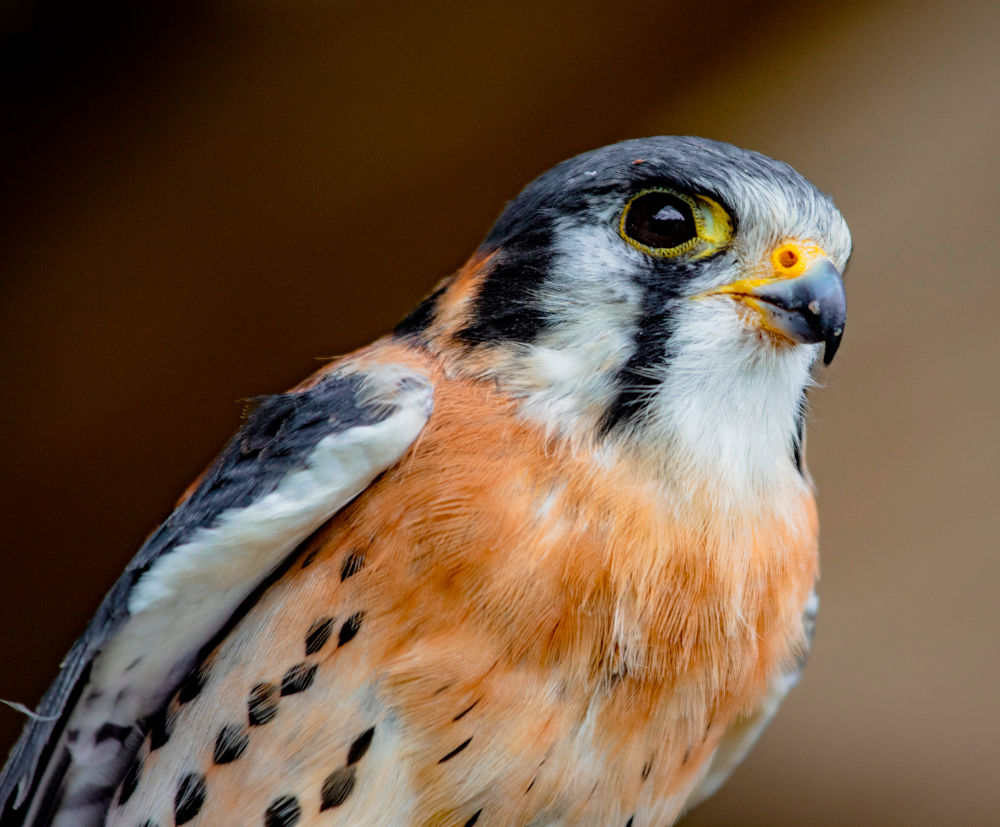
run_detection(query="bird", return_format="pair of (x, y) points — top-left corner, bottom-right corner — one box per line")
(0, 136), (850, 827)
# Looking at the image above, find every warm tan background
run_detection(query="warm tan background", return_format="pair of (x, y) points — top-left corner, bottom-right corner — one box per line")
(1, 1), (997, 824)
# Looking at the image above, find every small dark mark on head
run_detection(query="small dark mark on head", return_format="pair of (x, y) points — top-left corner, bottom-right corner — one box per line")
(95, 722), (132, 744)
(525, 777), (536, 793)
(177, 662), (210, 704)
(125, 656), (143, 672)
(301, 547), (321, 568)
(320, 766), (356, 810)
(463, 810), (483, 826)
(264, 794), (302, 827)
(66, 728), (79, 744)
(173, 772), (207, 825)
(117, 754), (143, 806)
(338, 613), (364, 646)
(280, 663), (318, 696)
(340, 548), (366, 581)
(305, 617), (335, 655)
(248, 682), (279, 726)
(681, 747), (691, 766)
(433, 683), (453, 696)
(453, 699), (480, 721)
(213, 723), (250, 764)
(437, 737), (473, 763)
(147, 707), (175, 750)
(347, 727), (375, 765)
(641, 759), (652, 780)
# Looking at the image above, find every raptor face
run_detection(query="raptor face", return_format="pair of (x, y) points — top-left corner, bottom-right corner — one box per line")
(402, 136), (851, 487)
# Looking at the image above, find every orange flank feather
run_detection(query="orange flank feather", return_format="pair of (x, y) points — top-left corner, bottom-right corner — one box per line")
(111, 336), (818, 826)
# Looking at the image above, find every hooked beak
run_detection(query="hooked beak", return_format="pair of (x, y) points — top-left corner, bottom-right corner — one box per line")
(705, 242), (847, 365)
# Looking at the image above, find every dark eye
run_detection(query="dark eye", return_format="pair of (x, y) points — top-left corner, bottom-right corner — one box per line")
(622, 191), (697, 252)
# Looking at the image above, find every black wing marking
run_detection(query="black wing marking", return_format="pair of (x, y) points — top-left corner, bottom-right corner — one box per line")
(0, 365), (433, 825)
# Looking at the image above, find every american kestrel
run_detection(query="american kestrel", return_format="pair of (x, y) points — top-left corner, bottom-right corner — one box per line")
(0, 136), (850, 827)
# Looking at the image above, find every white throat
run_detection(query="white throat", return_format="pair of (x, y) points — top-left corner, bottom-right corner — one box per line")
(639, 297), (817, 498)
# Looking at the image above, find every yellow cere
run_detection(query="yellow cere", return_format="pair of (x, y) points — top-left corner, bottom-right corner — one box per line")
(769, 241), (829, 279)
(619, 188), (733, 259)
(704, 241), (833, 298)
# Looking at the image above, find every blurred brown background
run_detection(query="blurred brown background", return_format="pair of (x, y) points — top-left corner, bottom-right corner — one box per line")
(1, 1), (997, 824)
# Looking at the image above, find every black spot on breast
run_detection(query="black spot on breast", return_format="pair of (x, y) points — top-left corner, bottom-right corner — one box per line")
(177, 662), (210, 705)
(95, 722), (132, 744)
(66, 728), (79, 744)
(248, 682), (279, 726)
(138, 821), (159, 827)
(437, 737), (473, 763)
(173, 772), (207, 825)
(264, 794), (302, 827)
(305, 617), (335, 655)
(338, 612), (364, 646)
(625, 817), (635, 827)
(116, 754), (142, 806)
(213, 723), (250, 764)
(347, 727), (375, 765)
(463, 810), (483, 826)
(320, 766), (356, 810)
(641, 759), (652, 780)
(453, 699), (480, 721)
(340, 548), (366, 580)
(300, 547), (321, 568)
(146, 707), (175, 750)
(280, 663), (318, 696)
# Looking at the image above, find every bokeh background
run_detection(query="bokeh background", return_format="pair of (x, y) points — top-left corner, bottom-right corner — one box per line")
(2, 1), (998, 824)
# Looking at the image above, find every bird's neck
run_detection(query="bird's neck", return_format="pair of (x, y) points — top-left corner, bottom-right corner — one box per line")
(625, 320), (817, 502)
(433, 334), (814, 509)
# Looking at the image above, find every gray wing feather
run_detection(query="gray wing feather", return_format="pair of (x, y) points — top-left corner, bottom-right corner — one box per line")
(0, 364), (433, 825)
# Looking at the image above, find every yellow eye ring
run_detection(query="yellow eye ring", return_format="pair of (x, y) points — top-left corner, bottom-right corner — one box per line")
(619, 188), (733, 259)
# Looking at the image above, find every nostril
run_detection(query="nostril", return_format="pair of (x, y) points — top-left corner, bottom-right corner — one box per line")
(777, 248), (799, 270)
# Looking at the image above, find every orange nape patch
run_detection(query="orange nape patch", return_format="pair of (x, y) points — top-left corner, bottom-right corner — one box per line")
(111, 339), (818, 826)
(422, 250), (498, 343)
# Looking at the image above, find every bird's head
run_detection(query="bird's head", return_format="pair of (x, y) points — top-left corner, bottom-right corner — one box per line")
(397, 137), (851, 492)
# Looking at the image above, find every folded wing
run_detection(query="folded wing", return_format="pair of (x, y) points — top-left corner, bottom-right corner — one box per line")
(0, 360), (433, 827)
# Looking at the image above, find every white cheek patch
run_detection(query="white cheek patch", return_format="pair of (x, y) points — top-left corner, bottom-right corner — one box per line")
(499, 221), (644, 434)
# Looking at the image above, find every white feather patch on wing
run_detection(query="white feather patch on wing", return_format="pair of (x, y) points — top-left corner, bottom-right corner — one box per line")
(33, 370), (433, 827)
(101, 380), (431, 711)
